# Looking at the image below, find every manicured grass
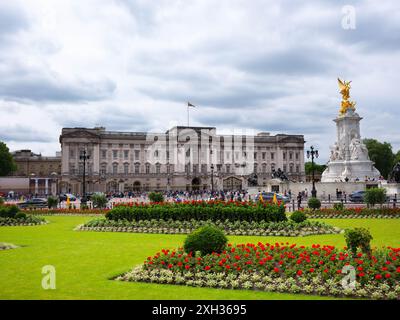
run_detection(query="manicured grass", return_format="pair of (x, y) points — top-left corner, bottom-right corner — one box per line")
(0, 216), (399, 300)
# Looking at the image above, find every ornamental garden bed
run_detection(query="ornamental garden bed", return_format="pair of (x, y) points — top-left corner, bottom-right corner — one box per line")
(24, 208), (109, 216)
(307, 208), (400, 219)
(0, 205), (47, 226)
(78, 201), (340, 236)
(117, 242), (400, 300)
(107, 200), (287, 223)
(76, 219), (341, 236)
(0, 242), (19, 250)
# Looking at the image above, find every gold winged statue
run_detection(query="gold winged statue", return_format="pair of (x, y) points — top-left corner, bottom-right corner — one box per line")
(338, 78), (356, 115)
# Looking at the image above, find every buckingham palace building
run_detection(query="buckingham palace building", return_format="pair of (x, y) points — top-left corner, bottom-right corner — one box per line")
(59, 126), (305, 194)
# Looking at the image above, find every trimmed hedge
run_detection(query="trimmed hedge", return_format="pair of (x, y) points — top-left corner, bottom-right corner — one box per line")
(105, 201), (287, 223)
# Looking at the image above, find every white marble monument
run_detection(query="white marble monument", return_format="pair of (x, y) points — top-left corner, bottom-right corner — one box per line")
(321, 79), (381, 182)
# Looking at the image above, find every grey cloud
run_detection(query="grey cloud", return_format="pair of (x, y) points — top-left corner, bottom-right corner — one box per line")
(0, 126), (53, 143)
(0, 3), (28, 36)
(0, 64), (116, 103)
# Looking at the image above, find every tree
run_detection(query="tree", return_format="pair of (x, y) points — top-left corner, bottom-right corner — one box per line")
(363, 139), (394, 178)
(305, 162), (326, 176)
(393, 150), (400, 167)
(0, 141), (16, 176)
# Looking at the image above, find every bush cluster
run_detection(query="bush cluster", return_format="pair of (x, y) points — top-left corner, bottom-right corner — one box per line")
(0, 205), (20, 218)
(290, 211), (307, 223)
(184, 226), (227, 255)
(148, 192), (164, 203)
(105, 202), (286, 223)
(344, 227), (373, 257)
(308, 197), (321, 210)
(364, 188), (387, 208)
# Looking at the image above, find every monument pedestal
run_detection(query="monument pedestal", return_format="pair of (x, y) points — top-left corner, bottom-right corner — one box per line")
(321, 109), (380, 182)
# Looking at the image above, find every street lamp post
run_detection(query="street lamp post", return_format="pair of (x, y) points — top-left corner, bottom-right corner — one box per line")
(211, 164), (214, 193)
(80, 150), (90, 206)
(306, 146), (319, 198)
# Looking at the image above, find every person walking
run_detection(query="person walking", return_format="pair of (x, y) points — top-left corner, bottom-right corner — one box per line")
(297, 192), (302, 210)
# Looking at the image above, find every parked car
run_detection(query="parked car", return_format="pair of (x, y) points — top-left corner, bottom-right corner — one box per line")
(349, 190), (366, 203)
(59, 193), (77, 202)
(18, 198), (48, 209)
(256, 192), (290, 204)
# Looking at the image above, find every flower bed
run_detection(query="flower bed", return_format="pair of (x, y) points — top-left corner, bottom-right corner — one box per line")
(0, 216), (47, 226)
(117, 242), (400, 300)
(107, 200), (286, 223)
(24, 208), (109, 215)
(77, 219), (341, 237)
(307, 208), (400, 219)
(0, 242), (19, 250)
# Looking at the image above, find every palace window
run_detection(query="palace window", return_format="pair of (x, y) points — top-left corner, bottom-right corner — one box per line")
(101, 150), (107, 159)
(113, 150), (118, 159)
(124, 150), (129, 160)
(156, 163), (161, 174)
(145, 163), (150, 174)
(134, 163), (140, 174)
(124, 163), (129, 175)
(289, 152), (293, 161)
(112, 163), (118, 174)
(135, 150), (140, 160)
(201, 164), (207, 174)
(226, 164), (231, 173)
(271, 153), (275, 161)
(262, 163), (267, 173)
(283, 152), (287, 161)
(296, 165), (300, 173)
(262, 152), (266, 160)
(296, 152), (299, 161)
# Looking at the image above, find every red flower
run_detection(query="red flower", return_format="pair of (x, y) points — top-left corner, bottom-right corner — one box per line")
(375, 274), (382, 280)
(297, 270), (303, 276)
(273, 267), (280, 273)
(385, 273), (391, 279)
(225, 265), (231, 270)
(309, 268), (315, 273)
(185, 265), (190, 270)
(319, 260), (324, 265)
(204, 266), (211, 271)
(396, 267), (400, 273)
(168, 264), (173, 269)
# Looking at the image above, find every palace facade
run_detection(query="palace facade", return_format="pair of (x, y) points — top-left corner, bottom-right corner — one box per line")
(59, 126), (305, 194)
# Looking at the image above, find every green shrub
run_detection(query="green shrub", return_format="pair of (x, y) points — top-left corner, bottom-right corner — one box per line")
(290, 211), (307, 223)
(0, 197), (4, 205)
(0, 205), (20, 218)
(307, 197), (321, 210)
(148, 192), (164, 203)
(91, 193), (108, 209)
(15, 212), (27, 219)
(364, 188), (386, 208)
(47, 196), (59, 209)
(80, 204), (89, 210)
(184, 225), (227, 255)
(106, 202), (287, 223)
(333, 202), (344, 211)
(344, 228), (373, 257)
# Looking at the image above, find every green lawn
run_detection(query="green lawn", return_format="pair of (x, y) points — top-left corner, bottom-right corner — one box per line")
(0, 216), (399, 300)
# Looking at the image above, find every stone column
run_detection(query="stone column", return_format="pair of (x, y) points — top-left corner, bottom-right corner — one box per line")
(45, 178), (49, 195)
(62, 143), (69, 175)
(34, 179), (39, 195)
(93, 143), (100, 175)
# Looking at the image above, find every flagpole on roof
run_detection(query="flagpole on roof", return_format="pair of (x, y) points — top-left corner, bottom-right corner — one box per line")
(187, 102), (196, 127)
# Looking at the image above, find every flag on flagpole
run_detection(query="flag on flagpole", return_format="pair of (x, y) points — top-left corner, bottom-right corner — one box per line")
(188, 102), (196, 108)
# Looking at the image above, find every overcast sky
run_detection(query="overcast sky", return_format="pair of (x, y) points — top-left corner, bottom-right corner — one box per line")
(0, 0), (399, 163)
